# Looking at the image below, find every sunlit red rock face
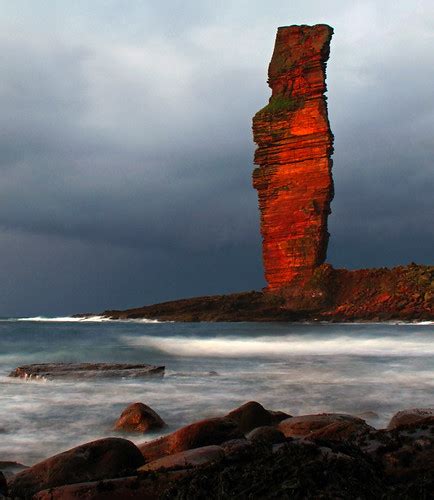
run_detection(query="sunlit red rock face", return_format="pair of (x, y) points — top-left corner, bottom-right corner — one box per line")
(253, 24), (334, 292)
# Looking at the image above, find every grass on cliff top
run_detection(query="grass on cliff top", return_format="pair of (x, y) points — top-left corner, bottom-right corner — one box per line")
(255, 95), (305, 118)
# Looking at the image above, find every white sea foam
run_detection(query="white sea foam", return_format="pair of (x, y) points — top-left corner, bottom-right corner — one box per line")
(121, 333), (434, 358)
(13, 316), (164, 323)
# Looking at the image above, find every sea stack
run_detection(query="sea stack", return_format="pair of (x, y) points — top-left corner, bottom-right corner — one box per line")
(252, 24), (334, 292)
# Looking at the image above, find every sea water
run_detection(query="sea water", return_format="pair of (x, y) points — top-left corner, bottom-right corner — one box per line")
(0, 318), (433, 465)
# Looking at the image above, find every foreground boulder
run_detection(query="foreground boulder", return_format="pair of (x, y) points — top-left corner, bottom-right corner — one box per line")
(114, 402), (166, 433)
(33, 472), (190, 500)
(8, 438), (144, 498)
(139, 417), (242, 462)
(9, 363), (164, 380)
(387, 408), (434, 430)
(278, 413), (373, 441)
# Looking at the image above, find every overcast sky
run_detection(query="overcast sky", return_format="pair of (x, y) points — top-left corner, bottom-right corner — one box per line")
(0, 0), (433, 316)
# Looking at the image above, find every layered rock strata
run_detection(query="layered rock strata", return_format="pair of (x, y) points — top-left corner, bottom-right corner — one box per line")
(252, 24), (334, 292)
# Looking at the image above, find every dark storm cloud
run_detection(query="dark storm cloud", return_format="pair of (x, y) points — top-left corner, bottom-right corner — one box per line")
(0, 0), (433, 315)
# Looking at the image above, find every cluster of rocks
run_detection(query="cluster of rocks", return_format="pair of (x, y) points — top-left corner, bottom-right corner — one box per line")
(3, 403), (434, 499)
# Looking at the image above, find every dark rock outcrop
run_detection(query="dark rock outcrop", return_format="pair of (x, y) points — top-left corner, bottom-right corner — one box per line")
(114, 402), (166, 433)
(9, 363), (164, 380)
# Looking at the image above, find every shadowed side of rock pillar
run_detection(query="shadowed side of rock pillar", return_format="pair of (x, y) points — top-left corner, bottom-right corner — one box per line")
(252, 24), (334, 293)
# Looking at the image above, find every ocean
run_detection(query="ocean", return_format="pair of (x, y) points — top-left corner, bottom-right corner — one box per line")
(1, 318), (433, 465)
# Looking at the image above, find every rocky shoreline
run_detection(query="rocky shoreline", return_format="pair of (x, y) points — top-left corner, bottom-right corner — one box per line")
(82, 264), (434, 322)
(2, 402), (434, 499)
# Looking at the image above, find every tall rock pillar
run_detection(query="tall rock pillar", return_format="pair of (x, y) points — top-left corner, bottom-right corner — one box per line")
(253, 24), (334, 292)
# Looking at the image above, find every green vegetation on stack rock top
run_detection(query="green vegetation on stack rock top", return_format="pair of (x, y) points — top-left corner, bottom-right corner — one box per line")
(254, 95), (305, 117)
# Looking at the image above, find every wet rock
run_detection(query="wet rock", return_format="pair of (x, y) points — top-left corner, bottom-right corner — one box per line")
(163, 436), (385, 499)
(379, 417), (434, 480)
(9, 362), (165, 380)
(268, 409), (292, 425)
(0, 461), (28, 480)
(8, 437), (144, 498)
(0, 472), (7, 497)
(114, 402), (166, 433)
(387, 408), (434, 430)
(139, 445), (225, 472)
(220, 439), (254, 461)
(138, 417), (242, 462)
(278, 413), (373, 441)
(225, 401), (273, 433)
(246, 426), (286, 444)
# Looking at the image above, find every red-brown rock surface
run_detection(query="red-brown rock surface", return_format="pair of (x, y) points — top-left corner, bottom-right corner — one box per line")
(252, 24), (334, 292)
(114, 402), (166, 433)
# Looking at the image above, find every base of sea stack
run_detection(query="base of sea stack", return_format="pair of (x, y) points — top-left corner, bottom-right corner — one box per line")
(85, 264), (433, 322)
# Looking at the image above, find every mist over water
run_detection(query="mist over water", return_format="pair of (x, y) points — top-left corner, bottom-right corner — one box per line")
(1, 319), (433, 465)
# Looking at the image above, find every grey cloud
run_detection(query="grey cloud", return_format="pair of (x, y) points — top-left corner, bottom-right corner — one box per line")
(0, 0), (433, 315)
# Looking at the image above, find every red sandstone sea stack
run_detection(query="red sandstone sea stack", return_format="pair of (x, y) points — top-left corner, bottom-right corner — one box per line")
(253, 24), (334, 293)
(83, 24), (433, 323)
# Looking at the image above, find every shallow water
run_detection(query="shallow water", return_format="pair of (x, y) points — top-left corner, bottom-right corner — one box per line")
(0, 318), (433, 465)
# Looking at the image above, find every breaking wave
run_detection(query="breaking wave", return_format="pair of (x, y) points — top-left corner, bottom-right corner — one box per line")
(121, 333), (434, 358)
(12, 316), (164, 323)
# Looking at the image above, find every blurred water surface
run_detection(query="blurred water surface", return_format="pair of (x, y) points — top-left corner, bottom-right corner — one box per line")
(0, 318), (433, 464)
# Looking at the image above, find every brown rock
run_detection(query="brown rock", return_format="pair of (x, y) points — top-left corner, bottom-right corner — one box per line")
(380, 418), (434, 479)
(219, 439), (254, 461)
(387, 408), (434, 430)
(252, 24), (334, 292)
(0, 472), (7, 497)
(278, 413), (372, 441)
(0, 461), (28, 481)
(268, 409), (292, 425)
(8, 437), (144, 498)
(138, 417), (242, 462)
(138, 445), (224, 472)
(226, 401), (273, 433)
(33, 472), (190, 500)
(114, 402), (166, 433)
(246, 426), (286, 444)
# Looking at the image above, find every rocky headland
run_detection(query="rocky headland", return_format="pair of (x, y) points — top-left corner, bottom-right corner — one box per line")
(3, 402), (434, 498)
(97, 263), (433, 322)
(81, 24), (433, 323)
